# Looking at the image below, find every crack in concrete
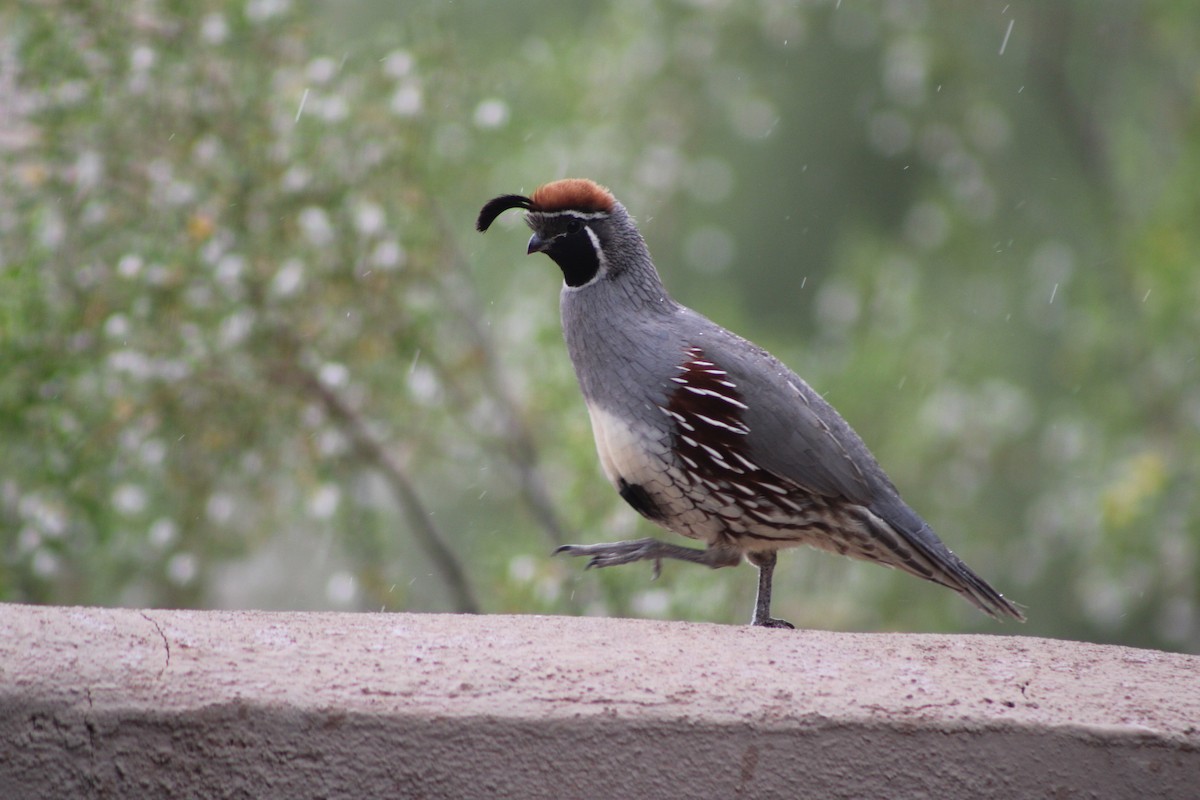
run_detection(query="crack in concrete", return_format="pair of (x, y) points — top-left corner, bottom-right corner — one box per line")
(140, 612), (170, 674)
(84, 686), (97, 754)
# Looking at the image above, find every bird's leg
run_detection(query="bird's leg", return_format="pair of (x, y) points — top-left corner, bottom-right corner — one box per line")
(747, 551), (794, 629)
(555, 538), (740, 579)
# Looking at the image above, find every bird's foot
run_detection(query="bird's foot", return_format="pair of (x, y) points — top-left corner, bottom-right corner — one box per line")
(554, 537), (721, 581)
(748, 551), (794, 628)
(554, 538), (667, 573)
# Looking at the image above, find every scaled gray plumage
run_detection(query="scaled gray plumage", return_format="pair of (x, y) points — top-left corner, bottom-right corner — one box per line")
(478, 178), (1024, 627)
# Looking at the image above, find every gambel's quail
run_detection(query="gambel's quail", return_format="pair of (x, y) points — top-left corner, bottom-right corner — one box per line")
(477, 178), (1024, 627)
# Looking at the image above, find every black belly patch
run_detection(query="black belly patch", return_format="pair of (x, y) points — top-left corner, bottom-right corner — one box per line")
(618, 478), (665, 521)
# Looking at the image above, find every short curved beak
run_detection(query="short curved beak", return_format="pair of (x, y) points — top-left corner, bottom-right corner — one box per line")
(526, 233), (547, 255)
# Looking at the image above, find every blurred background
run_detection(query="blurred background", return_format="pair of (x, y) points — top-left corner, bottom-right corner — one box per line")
(2, 0), (1197, 652)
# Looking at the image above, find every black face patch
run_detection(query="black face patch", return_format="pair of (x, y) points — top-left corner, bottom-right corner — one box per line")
(542, 224), (600, 287)
(527, 212), (603, 287)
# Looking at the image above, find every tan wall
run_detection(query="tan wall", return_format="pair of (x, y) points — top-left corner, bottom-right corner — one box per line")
(1, 604), (1197, 798)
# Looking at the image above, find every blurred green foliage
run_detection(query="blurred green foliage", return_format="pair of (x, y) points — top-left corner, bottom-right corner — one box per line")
(2, 0), (1197, 652)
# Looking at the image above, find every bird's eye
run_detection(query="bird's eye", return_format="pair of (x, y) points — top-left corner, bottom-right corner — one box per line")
(566, 218), (583, 234)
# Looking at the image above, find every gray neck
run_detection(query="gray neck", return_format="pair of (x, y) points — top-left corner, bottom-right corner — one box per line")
(559, 229), (681, 409)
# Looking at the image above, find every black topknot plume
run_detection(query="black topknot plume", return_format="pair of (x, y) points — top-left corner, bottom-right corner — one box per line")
(476, 194), (533, 232)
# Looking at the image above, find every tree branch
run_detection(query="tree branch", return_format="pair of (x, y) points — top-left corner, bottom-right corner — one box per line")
(280, 360), (481, 615)
(434, 205), (573, 550)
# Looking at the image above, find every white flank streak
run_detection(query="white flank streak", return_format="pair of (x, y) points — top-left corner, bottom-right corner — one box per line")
(777, 496), (803, 513)
(296, 88), (310, 122)
(671, 376), (688, 384)
(758, 481), (787, 494)
(681, 435), (699, 448)
(693, 412), (748, 435)
(682, 385), (749, 409)
(680, 454), (699, 469)
(749, 508), (775, 524)
(999, 19), (1014, 55)
(658, 406), (685, 423)
(659, 405), (695, 431)
(733, 452), (760, 472)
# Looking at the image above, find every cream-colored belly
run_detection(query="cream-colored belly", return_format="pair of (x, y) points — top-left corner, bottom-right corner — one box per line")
(587, 404), (668, 490)
(587, 404), (721, 542)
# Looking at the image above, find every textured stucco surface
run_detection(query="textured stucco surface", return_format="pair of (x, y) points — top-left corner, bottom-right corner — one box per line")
(0, 603), (1197, 798)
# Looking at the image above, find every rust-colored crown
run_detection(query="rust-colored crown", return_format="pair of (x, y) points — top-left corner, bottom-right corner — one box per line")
(529, 179), (615, 214)
(476, 178), (616, 232)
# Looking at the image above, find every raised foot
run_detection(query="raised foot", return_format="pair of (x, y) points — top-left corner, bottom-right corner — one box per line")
(555, 538), (668, 578)
(752, 616), (795, 630)
(554, 537), (718, 580)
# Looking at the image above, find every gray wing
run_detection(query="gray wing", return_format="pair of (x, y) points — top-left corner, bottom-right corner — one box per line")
(690, 316), (1023, 620)
(692, 321), (885, 505)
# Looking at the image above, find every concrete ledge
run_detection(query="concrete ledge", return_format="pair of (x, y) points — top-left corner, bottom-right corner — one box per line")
(1, 604), (1197, 798)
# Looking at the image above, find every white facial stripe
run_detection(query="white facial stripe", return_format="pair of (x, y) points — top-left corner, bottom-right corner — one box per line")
(584, 225), (604, 257)
(563, 224), (608, 291)
(535, 210), (610, 221)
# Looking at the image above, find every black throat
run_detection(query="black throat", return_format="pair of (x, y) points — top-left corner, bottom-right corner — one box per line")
(545, 228), (602, 287)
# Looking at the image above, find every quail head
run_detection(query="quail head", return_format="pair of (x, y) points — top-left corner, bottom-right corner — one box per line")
(477, 178), (1024, 628)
